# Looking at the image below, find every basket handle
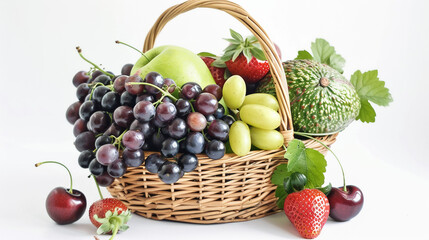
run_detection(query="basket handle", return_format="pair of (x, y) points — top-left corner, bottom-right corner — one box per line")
(143, 0), (294, 145)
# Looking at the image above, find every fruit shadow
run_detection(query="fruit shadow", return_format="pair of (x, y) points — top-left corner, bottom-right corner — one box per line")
(250, 213), (301, 239)
(61, 223), (95, 235)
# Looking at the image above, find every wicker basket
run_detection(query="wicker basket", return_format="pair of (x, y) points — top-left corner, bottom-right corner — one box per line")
(107, 0), (338, 224)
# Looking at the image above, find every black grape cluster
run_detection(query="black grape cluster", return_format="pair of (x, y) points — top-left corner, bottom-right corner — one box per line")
(66, 64), (235, 185)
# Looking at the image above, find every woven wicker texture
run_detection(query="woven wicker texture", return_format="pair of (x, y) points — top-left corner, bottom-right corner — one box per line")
(108, 0), (338, 223)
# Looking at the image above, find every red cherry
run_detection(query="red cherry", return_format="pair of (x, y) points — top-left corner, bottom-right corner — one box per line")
(328, 185), (364, 222)
(45, 187), (86, 224)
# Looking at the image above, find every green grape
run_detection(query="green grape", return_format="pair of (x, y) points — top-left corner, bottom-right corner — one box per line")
(241, 93), (279, 111)
(250, 127), (284, 150)
(229, 121), (251, 156)
(240, 104), (281, 130)
(222, 75), (246, 109)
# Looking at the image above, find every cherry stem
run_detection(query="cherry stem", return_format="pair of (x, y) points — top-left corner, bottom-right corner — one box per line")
(294, 132), (347, 192)
(92, 174), (104, 200)
(127, 82), (178, 101)
(76, 46), (115, 78)
(115, 40), (150, 62)
(35, 161), (74, 194)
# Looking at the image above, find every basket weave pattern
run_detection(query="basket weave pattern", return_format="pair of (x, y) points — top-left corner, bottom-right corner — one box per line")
(107, 0), (338, 223)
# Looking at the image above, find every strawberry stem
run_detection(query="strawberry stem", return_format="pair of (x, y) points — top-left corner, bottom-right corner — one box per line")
(35, 161), (74, 194)
(294, 132), (347, 192)
(109, 219), (120, 240)
(92, 174), (104, 200)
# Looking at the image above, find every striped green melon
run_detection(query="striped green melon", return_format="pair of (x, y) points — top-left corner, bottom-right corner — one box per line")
(256, 60), (360, 134)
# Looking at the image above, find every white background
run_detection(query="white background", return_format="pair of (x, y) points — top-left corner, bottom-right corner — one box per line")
(1, 0), (428, 239)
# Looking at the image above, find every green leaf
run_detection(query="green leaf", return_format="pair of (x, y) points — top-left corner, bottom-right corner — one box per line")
(310, 38), (345, 73)
(285, 139), (327, 188)
(243, 48), (252, 63)
(220, 50), (235, 62)
(247, 35), (258, 44)
(212, 59), (226, 68)
(271, 164), (291, 186)
(351, 70), (393, 107)
(231, 47), (243, 61)
(230, 29), (243, 42)
(295, 50), (313, 60)
(329, 53), (345, 74)
(250, 47), (266, 61)
(223, 38), (241, 44)
(97, 222), (112, 235)
(356, 99), (376, 123)
(275, 186), (287, 209)
(197, 52), (217, 57)
(223, 44), (239, 53)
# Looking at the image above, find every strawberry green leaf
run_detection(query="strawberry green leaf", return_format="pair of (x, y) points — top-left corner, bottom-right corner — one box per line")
(230, 29), (243, 42)
(212, 59), (227, 68)
(295, 50), (313, 60)
(243, 48), (252, 63)
(356, 99), (376, 123)
(250, 47), (266, 61)
(351, 70), (393, 107)
(224, 38), (241, 44)
(231, 46), (243, 61)
(197, 52), (217, 57)
(247, 35), (258, 44)
(310, 38), (345, 73)
(271, 164), (291, 186)
(284, 139), (327, 189)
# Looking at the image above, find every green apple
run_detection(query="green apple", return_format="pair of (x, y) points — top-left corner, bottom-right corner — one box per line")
(130, 45), (215, 88)
(130, 45), (227, 112)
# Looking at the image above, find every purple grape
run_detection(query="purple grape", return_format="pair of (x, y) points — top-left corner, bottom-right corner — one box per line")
(195, 92), (218, 116)
(213, 104), (225, 119)
(89, 159), (105, 176)
(133, 101), (155, 122)
(221, 115), (235, 127)
(206, 114), (215, 123)
(96, 172), (114, 187)
(79, 100), (98, 121)
(101, 92), (121, 112)
(113, 75), (127, 94)
(93, 75), (111, 85)
(125, 74), (144, 95)
(163, 78), (176, 94)
(144, 72), (164, 94)
(96, 144), (119, 166)
(92, 86), (111, 103)
(185, 132), (205, 154)
(155, 102), (177, 123)
(130, 120), (155, 138)
(205, 140), (225, 160)
(113, 106), (135, 128)
(120, 91), (136, 107)
(78, 150), (94, 169)
(73, 118), (88, 137)
(88, 111), (111, 134)
(136, 94), (154, 103)
(89, 70), (103, 83)
(121, 64), (133, 76)
(180, 82), (202, 100)
(177, 153), (198, 172)
(167, 118), (187, 139)
(76, 83), (91, 102)
(161, 138), (179, 157)
(107, 159), (127, 178)
(175, 99), (191, 117)
(103, 123), (124, 137)
(122, 130), (145, 150)
(95, 135), (112, 149)
(73, 71), (90, 87)
(145, 153), (166, 173)
(150, 132), (166, 151)
(123, 148), (144, 167)
(203, 84), (222, 101)
(187, 112), (207, 132)
(74, 131), (96, 152)
(66, 101), (82, 124)
(158, 161), (182, 184)
(207, 119), (229, 141)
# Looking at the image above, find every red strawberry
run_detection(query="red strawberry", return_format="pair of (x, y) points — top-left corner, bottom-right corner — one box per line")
(200, 56), (227, 88)
(284, 189), (330, 239)
(225, 54), (269, 83)
(220, 29), (270, 83)
(89, 198), (131, 239)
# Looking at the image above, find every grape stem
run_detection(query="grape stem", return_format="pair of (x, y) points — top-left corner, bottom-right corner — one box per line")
(92, 174), (104, 200)
(115, 40), (150, 62)
(112, 129), (128, 150)
(76, 46), (115, 78)
(35, 161), (74, 194)
(128, 82), (178, 101)
(294, 131), (347, 192)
